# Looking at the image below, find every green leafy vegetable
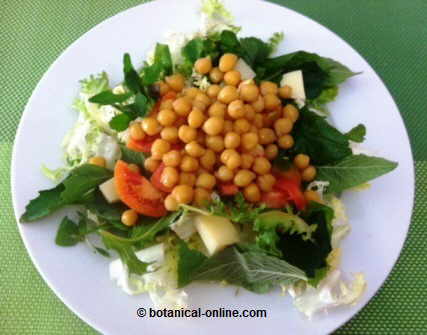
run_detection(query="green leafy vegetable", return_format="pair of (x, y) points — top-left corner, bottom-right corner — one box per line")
(177, 241), (207, 287)
(123, 53), (142, 93)
(80, 72), (110, 96)
(291, 108), (352, 165)
(82, 190), (127, 224)
(55, 216), (83, 246)
(109, 113), (132, 132)
(187, 246), (307, 293)
(219, 30), (240, 54)
(94, 247), (111, 258)
(142, 43), (174, 85)
(240, 37), (270, 68)
(120, 145), (146, 166)
(308, 86), (338, 114)
(267, 32), (284, 55)
(345, 124), (366, 143)
(88, 91), (133, 105)
(316, 154), (398, 194)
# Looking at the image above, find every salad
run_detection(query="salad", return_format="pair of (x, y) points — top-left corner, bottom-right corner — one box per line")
(21, 0), (398, 318)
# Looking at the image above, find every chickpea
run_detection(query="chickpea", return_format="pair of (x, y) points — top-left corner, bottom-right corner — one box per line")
(250, 144), (265, 157)
(243, 183), (261, 203)
(208, 101), (226, 117)
(144, 157), (160, 173)
(185, 141), (205, 157)
(224, 132), (241, 149)
(304, 190), (322, 203)
(196, 130), (206, 145)
(128, 164), (140, 173)
(179, 172), (196, 187)
(194, 188), (211, 206)
(263, 110), (281, 128)
(253, 113), (264, 128)
(219, 53), (238, 72)
(220, 149), (236, 164)
(200, 149), (216, 170)
(195, 57), (212, 74)
(253, 157), (272, 175)
(294, 154), (310, 170)
(184, 87), (200, 100)
(240, 84), (259, 102)
(162, 150), (181, 167)
(205, 135), (224, 152)
(225, 151), (241, 170)
(264, 94), (281, 110)
(161, 126), (179, 143)
(244, 104), (255, 120)
(260, 81), (278, 95)
(233, 118), (251, 134)
(157, 109), (177, 127)
(151, 139), (171, 159)
(160, 99), (173, 110)
(241, 153), (254, 169)
(223, 120), (233, 134)
(279, 85), (292, 99)
(188, 108), (205, 128)
(274, 118), (293, 136)
(141, 117), (161, 136)
(130, 122), (145, 140)
(161, 166), (179, 188)
(265, 144), (279, 160)
(302, 166), (317, 182)
(241, 132), (259, 151)
(196, 172), (216, 190)
(234, 169), (256, 187)
(156, 81), (170, 96)
(207, 84), (221, 98)
(165, 194), (179, 211)
(89, 156), (106, 167)
(227, 99), (245, 119)
(216, 165), (234, 182)
(180, 155), (199, 172)
(121, 209), (138, 226)
(178, 125), (197, 143)
(194, 100), (209, 112)
(172, 185), (194, 205)
(173, 97), (192, 116)
(165, 74), (185, 92)
(209, 67), (224, 83)
(194, 92), (211, 106)
(218, 85), (239, 104)
(203, 116), (224, 136)
(251, 95), (265, 112)
(224, 70), (241, 86)
(278, 134), (294, 149)
(258, 128), (277, 145)
(250, 125), (258, 133)
(257, 174), (276, 192)
(283, 104), (299, 122)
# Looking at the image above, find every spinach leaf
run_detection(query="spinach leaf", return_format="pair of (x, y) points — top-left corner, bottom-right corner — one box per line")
(177, 241), (207, 287)
(88, 91), (133, 105)
(189, 246), (307, 293)
(220, 30), (240, 54)
(316, 154), (398, 194)
(123, 53), (142, 93)
(120, 145), (146, 166)
(55, 216), (83, 246)
(240, 37), (270, 68)
(345, 124), (366, 143)
(291, 108), (352, 165)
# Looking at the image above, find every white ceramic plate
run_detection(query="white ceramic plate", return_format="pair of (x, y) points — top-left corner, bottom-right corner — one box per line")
(11, 0), (414, 334)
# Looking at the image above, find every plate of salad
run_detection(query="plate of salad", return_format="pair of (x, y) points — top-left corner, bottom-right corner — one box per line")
(12, 0), (414, 334)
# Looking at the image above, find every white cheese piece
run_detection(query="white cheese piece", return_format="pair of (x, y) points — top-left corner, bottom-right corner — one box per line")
(280, 70), (306, 101)
(234, 59), (256, 81)
(99, 177), (120, 203)
(194, 215), (240, 256)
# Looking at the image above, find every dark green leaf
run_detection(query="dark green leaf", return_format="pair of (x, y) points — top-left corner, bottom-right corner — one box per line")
(142, 62), (162, 86)
(120, 145), (146, 166)
(94, 247), (111, 258)
(316, 154), (398, 194)
(291, 108), (352, 165)
(182, 38), (205, 63)
(153, 43), (173, 76)
(240, 37), (270, 68)
(82, 190), (127, 224)
(345, 124), (366, 143)
(177, 241), (207, 287)
(220, 30), (240, 54)
(109, 113), (132, 131)
(134, 92), (148, 115)
(123, 53), (142, 93)
(88, 90), (133, 105)
(55, 216), (82, 246)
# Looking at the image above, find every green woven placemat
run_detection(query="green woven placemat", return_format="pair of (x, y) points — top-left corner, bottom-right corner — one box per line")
(1, 1), (426, 334)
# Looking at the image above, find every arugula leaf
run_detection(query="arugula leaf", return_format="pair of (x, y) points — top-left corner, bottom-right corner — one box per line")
(100, 230), (148, 275)
(82, 190), (127, 224)
(94, 247), (111, 258)
(153, 43), (173, 76)
(88, 90), (133, 105)
(133, 92), (148, 115)
(109, 113), (132, 132)
(123, 53), (142, 93)
(55, 216), (83, 246)
(291, 108), (352, 165)
(182, 38), (205, 63)
(345, 124), (366, 143)
(316, 154), (398, 194)
(177, 241), (207, 287)
(120, 145), (146, 166)
(240, 37), (270, 68)
(220, 30), (240, 54)
(189, 246), (307, 293)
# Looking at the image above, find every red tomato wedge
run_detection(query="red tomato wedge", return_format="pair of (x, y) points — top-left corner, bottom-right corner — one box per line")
(275, 177), (307, 210)
(150, 163), (173, 193)
(127, 134), (161, 153)
(114, 160), (167, 217)
(218, 183), (239, 196)
(261, 190), (289, 209)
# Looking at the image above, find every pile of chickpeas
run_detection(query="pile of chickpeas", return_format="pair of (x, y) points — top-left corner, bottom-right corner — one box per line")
(120, 53), (317, 211)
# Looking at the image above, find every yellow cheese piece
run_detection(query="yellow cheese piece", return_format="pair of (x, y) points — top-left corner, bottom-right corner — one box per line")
(280, 70), (306, 101)
(99, 177), (120, 203)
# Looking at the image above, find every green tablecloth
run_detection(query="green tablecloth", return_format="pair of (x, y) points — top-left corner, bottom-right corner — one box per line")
(1, 0), (426, 333)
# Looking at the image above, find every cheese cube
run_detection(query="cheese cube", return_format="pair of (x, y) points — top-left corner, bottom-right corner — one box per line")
(194, 215), (240, 255)
(280, 70), (306, 100)
(234, 59), (256, 81)
(99, 177), (120, 203)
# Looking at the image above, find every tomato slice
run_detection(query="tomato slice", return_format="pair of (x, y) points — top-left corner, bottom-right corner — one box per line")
(127, 134), (161, 153)
(273, 165), (302, 185)
(218, 183), (239, 196)
(275, 177), (307, 210)
(261, 190), (288, 209)
(114, 160), (167, 217)
(151, 163), (173, 193)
